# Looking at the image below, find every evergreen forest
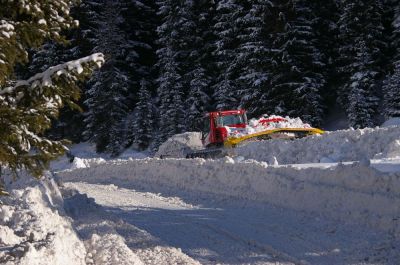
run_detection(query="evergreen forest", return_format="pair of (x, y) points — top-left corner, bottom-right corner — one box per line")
(23, 0), (400, 155)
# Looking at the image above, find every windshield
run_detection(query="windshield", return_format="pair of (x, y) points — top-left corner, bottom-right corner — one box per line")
(217, 114), (245, 127)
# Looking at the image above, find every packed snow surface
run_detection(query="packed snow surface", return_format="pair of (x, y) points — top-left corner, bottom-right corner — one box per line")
(0, 173), (199, 265)
(382, 117), (400, 128)
(235, 126), (400, 164)
(0, 174), (87, 265)
(155, 132), (203, 158)
(3, 124), (400, 264)
(58, 158), (400, 236)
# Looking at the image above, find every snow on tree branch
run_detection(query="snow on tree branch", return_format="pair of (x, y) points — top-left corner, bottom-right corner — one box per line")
(0, 53), (105, 96)
(0, 53), (104, 178)
(0, 0), (81, 85)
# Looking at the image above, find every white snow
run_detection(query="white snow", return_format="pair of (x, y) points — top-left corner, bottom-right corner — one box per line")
(3, 124), (400, 264)
(248, 115), (311, 130)
(382, 117), (400, 127)
(0, 20), (15, 39)
(155, 132), (203, 158)
(227, 115), (311, 138)
(38, 19), (47, 25)
(0, 173), (86, 265)
(0, 53), (105, 96)
(58, 157), (400, 236)
(236, 126), (400, 164)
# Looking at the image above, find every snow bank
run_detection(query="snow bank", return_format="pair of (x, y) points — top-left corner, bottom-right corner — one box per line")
(61, 190), (144, 265)
(0, 174), (86, 265)
(62, 187), (200, 265)
(236, 126), (400, 164)
(50, 142), (148, 171)
(86, 233), (143, 265)
(58, 158), (400, 237)
(51, 156), (107, 171)
(382, 117), (400, 128)
(155, 132), (203, 158)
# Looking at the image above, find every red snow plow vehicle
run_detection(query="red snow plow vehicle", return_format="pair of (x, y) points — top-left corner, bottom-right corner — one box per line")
(186, 109), (324, 158)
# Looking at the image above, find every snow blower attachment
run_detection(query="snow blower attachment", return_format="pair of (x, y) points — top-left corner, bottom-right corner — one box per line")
(186, 110), (324, 159)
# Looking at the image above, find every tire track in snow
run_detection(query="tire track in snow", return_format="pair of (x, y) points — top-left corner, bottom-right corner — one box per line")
(64, 182), (296, 264)
(63, 182), (395, 264)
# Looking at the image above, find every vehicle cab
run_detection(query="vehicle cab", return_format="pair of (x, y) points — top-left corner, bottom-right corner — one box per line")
(201, 110), (247, 147)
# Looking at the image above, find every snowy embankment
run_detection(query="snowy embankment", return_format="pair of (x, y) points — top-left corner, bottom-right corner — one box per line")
(3, 125), (400, 264)
(58, 157), (400, 237)
(0, 175), (87, 265)
(0, 173), (198, 265)
(59, 126), (400, 237)
(236, 126), (400, 164)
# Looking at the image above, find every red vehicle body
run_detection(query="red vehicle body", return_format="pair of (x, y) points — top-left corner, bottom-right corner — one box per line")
(187, 109), (324, 158)
(201, 110), (248, 147)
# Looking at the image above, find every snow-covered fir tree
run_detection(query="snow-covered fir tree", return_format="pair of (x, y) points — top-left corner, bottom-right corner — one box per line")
(118, 0), (157, 148)
(83, 0), (131, 154)
(131, 79), (155, 150)
(234, 0), (273, 117)
(212, 0), (243, 111)
(154, 46), (185, 147)
(154, 0), (187, 145)
(85, 64), (129, 154)
(82, 0), (156, 154)
(185, 67), (211, 131)
(0, 0), (104, 184)
(383, 2), (400, 118)
(337, 0), (386, 128)
(266, 0), (326, 125)
(347, 42), (381, 127)
(311, 0), (340, 108)
(181, 1), (213, 131)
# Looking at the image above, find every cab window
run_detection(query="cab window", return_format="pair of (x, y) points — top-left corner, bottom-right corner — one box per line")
(217, 114), (244, 126)
(201, 117), (210, 139)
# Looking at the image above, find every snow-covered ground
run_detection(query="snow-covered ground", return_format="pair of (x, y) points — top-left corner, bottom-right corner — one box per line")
(0, 175), (87, 265)
(2, 125), (400, 264)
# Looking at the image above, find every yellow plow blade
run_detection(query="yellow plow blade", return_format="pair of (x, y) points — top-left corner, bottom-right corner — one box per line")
(224, 127), (325, 148)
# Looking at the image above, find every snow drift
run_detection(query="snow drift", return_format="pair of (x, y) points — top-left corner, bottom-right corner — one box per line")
(0, 174), (197, 265)
(156, 122), (400, 163)
(0, 174), (86, 265)
(58, 158), (400, 237)
(234, 126), (400, 164)
(155, 132), (203, 158)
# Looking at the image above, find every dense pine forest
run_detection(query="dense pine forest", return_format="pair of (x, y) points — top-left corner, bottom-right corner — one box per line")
(25, 0), (400, 155)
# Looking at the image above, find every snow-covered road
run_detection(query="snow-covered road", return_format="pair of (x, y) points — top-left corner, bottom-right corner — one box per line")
(3, 126), (400, 264)
(63, 181), (397, 265)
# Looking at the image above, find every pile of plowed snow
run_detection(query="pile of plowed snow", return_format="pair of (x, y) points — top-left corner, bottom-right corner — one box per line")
(234, 115), (311, 137)
(155, 132), (203, 158)
(156, 125), (400, 162)
(0, 173), (199, 265)
(0, 174), (87, 265)
(236, 126), (400, 164)
(58, 158), (400, 237)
